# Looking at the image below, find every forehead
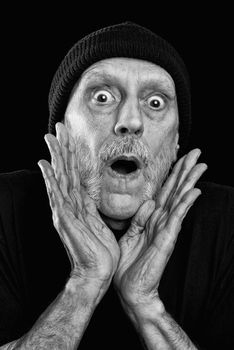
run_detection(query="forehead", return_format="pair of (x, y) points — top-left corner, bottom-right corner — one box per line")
(79, 57), (175, 93)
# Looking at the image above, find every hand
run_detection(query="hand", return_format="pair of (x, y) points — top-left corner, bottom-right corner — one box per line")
(114, 149), (207, 311)
(38, 123), (120, 289)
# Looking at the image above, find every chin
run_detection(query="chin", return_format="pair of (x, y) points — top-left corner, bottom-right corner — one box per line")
(99, 193), (142, 220)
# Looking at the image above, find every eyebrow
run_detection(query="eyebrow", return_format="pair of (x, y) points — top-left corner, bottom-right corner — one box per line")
(138, 80), (176, 98)
(82, 70), (118, 85)
(82, 69), (176, 98)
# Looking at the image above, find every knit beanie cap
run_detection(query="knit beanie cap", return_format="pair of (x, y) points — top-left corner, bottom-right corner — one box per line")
(48, 21), (191, 154)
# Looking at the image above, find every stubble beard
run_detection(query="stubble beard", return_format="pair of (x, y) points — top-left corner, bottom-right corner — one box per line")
(75, 136), (176, 209)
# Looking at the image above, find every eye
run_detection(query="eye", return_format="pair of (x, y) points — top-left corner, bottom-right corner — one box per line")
(92, 90), (114, 104)
(147, 95), (166, 110)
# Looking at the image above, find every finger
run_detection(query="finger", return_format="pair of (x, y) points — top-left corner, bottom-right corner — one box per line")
(39, 160), (79, 224)
(169, 162), (207, 214)
(148, 206), (165, 240)
(38, 159), (75, 267)
(56, 122), (69, 175)
(44, 133), (68, 182)
(56, 122), (80, 208)
(44, 133), (70, 201)
(56, 123), (81, 196)
(152, 188), (201, 263)
(38, 160), (85, 242)
(117, 201), (156, 262)
(175, 148), (201, 191)
(167, 188), (201, 234)
(65, 134), (83, 211)
(38, 159), (64, 210)
(68, 135), (80, 190)
(82, 188), (98, 216)
(157, 155), (186, 208)
(159, 148), (201, 210)
(44, 133), (61, 174)
(130, 200), (156, 235)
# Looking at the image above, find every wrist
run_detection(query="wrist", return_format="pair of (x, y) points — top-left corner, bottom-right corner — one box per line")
(121, 294), (166, 326)
(66, 274), (111, 306)
(134, 298), (166, 323)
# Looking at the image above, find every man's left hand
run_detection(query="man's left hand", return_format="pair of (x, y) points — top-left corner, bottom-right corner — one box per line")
(114, 149), (207, 317)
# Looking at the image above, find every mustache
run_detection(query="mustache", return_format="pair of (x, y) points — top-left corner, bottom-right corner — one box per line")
(98, 135), (151, 166)
(75, 135), (175, 204)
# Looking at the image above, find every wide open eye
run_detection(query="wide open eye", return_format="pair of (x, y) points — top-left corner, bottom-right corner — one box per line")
(147, 95), (166, 110)
(92, 90), (115, 104)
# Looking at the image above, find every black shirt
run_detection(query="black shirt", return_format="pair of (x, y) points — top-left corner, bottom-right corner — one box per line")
(0, 170), (233, 349)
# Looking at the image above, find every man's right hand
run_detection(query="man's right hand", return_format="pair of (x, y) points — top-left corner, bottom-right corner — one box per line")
(0, 123), (120, 349)
(38, 122), (120, 294)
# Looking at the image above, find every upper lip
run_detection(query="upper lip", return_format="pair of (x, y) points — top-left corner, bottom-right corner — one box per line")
(107, 155), (144, 169)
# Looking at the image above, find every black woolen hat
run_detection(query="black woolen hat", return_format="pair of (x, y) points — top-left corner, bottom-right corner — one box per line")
(48, 21), (191, 154)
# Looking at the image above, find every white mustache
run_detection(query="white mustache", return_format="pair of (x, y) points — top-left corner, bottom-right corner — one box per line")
(98, 135), (151, 167)
(75, 135), (175, 205)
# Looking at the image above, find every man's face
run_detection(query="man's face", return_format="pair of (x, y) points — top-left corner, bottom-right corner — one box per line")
(65, 58), (179, 221)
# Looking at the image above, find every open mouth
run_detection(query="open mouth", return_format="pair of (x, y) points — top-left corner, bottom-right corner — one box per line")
(109, 156), (141, 175)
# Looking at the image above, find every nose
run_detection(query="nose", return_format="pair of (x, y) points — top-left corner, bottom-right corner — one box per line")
(114, 99), (144, 137)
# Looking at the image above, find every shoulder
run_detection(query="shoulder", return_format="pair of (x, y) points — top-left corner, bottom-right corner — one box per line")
(0, 169), (43, 191)
(184, 180), (234, 250)
(197, 181), (234, 206)
(194, 181), (234, 220)
(0, 169), (44, 202)
(0, 169), (47, 223)
(175, 182), (234, 347)
(181, 180), (234, 254)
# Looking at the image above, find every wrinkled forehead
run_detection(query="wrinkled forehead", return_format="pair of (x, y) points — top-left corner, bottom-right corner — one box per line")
(72, 57), (176, 97)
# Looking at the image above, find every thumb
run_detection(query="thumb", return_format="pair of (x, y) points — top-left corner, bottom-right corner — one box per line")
(130, 199), (156, 235)
(118, 200), (155, 252)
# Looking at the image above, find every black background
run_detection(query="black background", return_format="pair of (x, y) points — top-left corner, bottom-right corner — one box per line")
(1, 5), (233, 188)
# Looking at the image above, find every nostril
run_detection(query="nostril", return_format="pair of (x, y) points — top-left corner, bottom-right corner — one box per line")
(135, 129), (142, 136)
(120, 127), (128, 134)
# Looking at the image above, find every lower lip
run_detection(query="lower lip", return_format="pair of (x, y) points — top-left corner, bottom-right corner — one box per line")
(106, 166), (142, 180)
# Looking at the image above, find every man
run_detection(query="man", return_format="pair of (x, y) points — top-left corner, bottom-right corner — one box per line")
(0, 21), (233, 349)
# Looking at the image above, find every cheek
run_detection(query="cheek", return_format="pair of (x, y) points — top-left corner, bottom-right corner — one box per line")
(66, 90), (118, 149)
(65, 97), (90, 137)
(145, 115), (178, 158)
(65, 108), (114, 159)
(87, 106), (115, 135)
(85, 109), (116, 155)
(66, 112), (88, 139)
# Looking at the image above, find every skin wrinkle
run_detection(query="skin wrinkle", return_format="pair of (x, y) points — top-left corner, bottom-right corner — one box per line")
(68, 59), (177, 134)
(65, 57), (179, 224)
(82, 72), (176, 101)
(80, 59), (176, 95)
(1, 57), (206, 350)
